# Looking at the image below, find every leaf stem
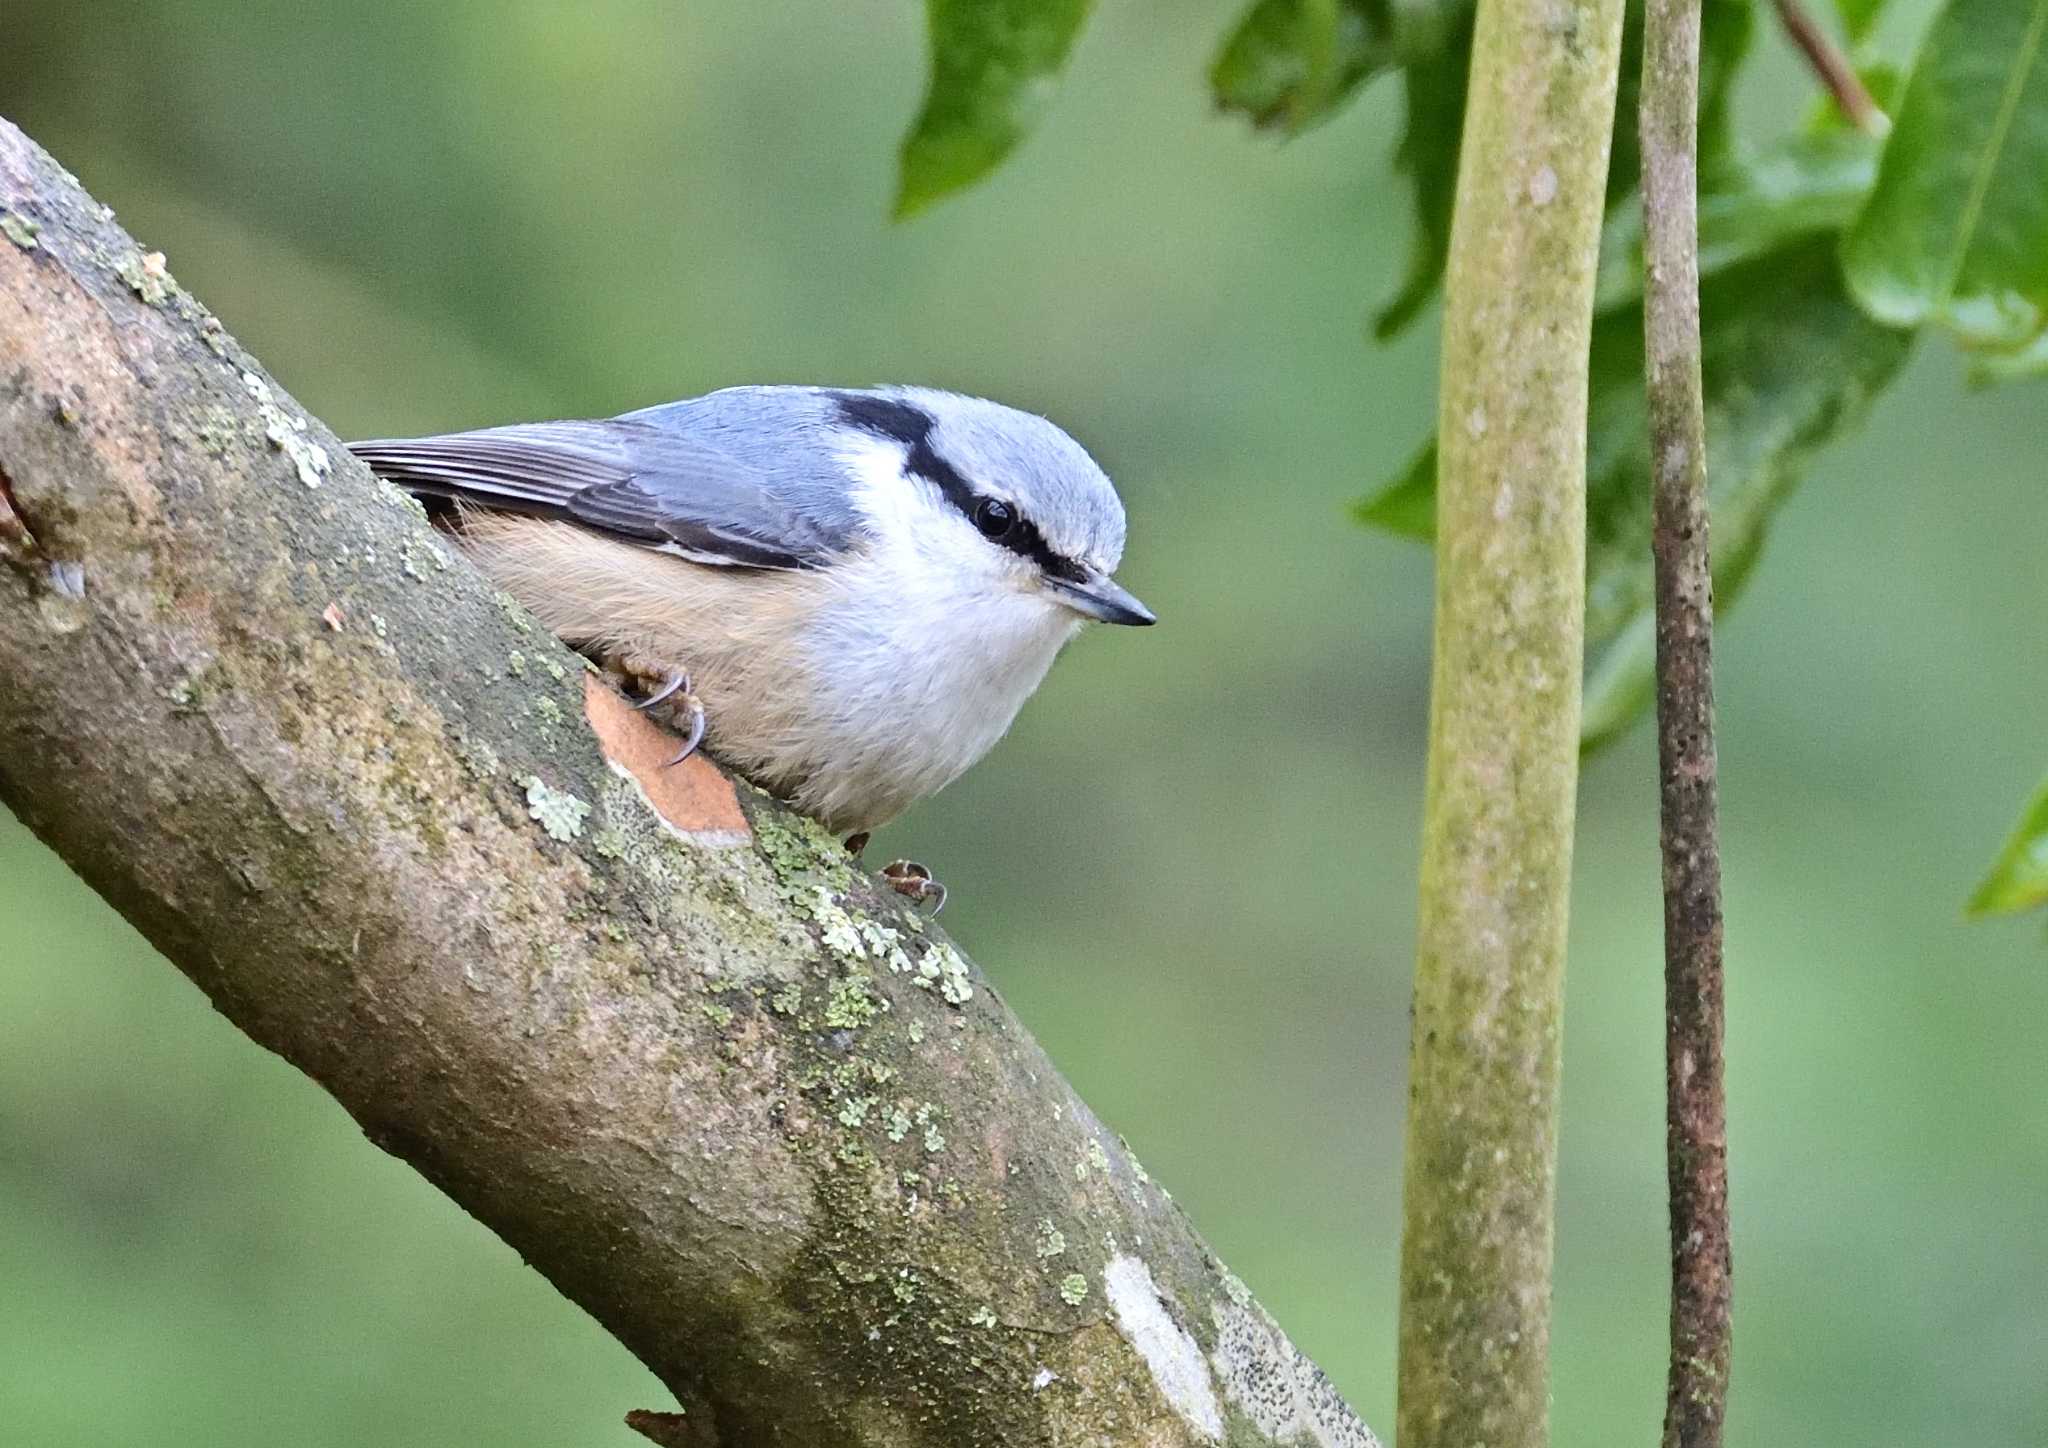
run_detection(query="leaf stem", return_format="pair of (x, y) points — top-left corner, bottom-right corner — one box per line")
(1394, 4), (1625, 1447)
(1640, 0), (1734, 1444)
(1771, 0), (1889, 135)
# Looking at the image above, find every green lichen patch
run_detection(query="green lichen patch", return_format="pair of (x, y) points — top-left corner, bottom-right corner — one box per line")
(1081, 1138), (1111, 1181)
(3, 212), (41, 249)
(823, 973), (887, 1030)
(1035, 1218), (1067, 1259)
(524, 776), (591, 842)
(1058, 1273), (1089, 1306)
(115, 248), (173, 303)
(910, 941), (973, 1005)
(751, 808), (856, 899)
(239, 371), (329, 487)
(914, 1103), (945, 1155)
(455, 735), (501, 781)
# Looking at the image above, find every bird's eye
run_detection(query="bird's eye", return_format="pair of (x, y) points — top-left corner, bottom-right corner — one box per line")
(972, 497), (1016, 540)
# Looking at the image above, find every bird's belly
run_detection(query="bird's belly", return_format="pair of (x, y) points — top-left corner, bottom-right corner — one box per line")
(730, 602), (1078, 836)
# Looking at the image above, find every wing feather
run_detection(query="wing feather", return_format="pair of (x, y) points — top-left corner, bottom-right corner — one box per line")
(348, 416), (851, 570)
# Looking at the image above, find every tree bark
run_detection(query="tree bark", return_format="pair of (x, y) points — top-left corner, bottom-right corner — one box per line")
(1395, 3), (1625, 1447)
(0, 117), (1379, 1448)
(1639, 1), (1733, 1443)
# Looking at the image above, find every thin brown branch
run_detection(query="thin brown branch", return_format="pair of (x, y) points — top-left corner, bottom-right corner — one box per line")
(1640, 1), (1733, 1445)
(1772, 0), (1890, 135)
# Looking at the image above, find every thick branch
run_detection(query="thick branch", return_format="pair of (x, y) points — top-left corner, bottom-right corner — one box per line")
(1395, 4), (1624, 1448)
(0, 118), (1380, 1448)
(1639, 4), (1733, 1446)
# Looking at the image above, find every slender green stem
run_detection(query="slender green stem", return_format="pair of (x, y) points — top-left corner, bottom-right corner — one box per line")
(1640, 0), (1733, 1444)
(1395, 4), (1625, 1447)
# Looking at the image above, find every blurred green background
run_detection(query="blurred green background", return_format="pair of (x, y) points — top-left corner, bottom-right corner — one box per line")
(4, 1), (2045, 1443)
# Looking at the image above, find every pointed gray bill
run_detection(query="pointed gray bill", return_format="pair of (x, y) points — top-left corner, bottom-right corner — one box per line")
(1049, 570), (1156, 626)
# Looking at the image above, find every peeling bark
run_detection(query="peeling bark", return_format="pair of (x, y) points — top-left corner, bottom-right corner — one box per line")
(0, 118), (1379, 1448)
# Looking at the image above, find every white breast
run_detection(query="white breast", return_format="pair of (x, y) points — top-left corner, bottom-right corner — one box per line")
(789, 543), (1082, 832)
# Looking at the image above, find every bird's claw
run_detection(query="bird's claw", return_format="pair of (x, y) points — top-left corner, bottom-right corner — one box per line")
(634, 668), (688, 713)
(621, 665), (708, 767)
(881, 859), (947, 914)
(665, 693), (707, 767)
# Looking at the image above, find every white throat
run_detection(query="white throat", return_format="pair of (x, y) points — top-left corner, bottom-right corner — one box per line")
(795, 435), (1086, 824)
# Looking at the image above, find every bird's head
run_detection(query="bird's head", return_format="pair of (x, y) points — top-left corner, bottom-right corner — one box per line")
(828, 388), (1155, 628)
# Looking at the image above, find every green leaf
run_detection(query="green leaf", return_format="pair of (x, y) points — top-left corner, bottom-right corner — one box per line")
(1968, 773), (2048, 916)
(1699, 0), (1758, 171)
(1966, 324), (2048, 382)
(1373, 0), (1751, 339)
(1581, 238), (1910, 667)
(1356, 238), (1913, 750)
(1609, 0), (1753, 210)
(1385, 0), (1471, 59)
(1842, 0), (2048, 348)
(1373, 9), (1471, 339)
(1210, 0), (1394, 134)
(1595, 124), (1880, 312)
(894, 0), (1095, 218)
(1836, 0), (1887, 44)
(1352, 440), (1438, 536)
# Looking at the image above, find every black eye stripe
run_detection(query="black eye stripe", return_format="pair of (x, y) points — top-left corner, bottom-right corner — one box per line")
(831, 393), (1088, 583)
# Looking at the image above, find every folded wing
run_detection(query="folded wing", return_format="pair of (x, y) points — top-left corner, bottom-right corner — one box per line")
(349, 418), (850, 570)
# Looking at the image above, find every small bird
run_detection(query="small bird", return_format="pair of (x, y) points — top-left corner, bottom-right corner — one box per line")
(350, 386), (1153, 906)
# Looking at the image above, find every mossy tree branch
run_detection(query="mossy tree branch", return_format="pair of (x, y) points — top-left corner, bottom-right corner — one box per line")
(1639, 1), (1733, 1443)
(1395, 4), (1625, 1448)
(0, 117), (1380, 1448)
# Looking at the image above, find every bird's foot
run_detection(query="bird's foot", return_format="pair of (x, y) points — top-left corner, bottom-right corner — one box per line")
(615, 658), (706, 766)
(880, 860), (947, 914)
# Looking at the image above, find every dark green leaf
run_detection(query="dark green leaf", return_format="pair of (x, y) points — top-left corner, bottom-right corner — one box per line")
(1373, 9), (1471, 339)
(1611, 0), (1753, 205)
(1700, 0), (1757, 171)
(1967, 772), (2048, 917)
(894, 0), (1095, 218)
(1210, 0), (1393, 134)
(1836, 0), (1887, 44)
(1351, 440), (1437, 536)
(1581, 238), (1910, 668)
(1595, 124), (1879, 312)
(1373, 0), (1751, 339)
(1385, 0), (1470, 59)
(1842, 0), (2048, 348)
(1356, 238), (1913, 750)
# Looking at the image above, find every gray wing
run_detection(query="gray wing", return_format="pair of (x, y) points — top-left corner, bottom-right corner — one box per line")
(349, 411), (855, 570)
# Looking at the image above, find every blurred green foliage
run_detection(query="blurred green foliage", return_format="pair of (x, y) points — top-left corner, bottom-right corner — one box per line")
(896, 0), (1095, 217)
(1844, 0), (2048, 351)
(2, 1), (2046, 1445)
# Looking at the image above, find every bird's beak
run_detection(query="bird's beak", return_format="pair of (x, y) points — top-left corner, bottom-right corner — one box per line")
(1048, 569), (1156, 627)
